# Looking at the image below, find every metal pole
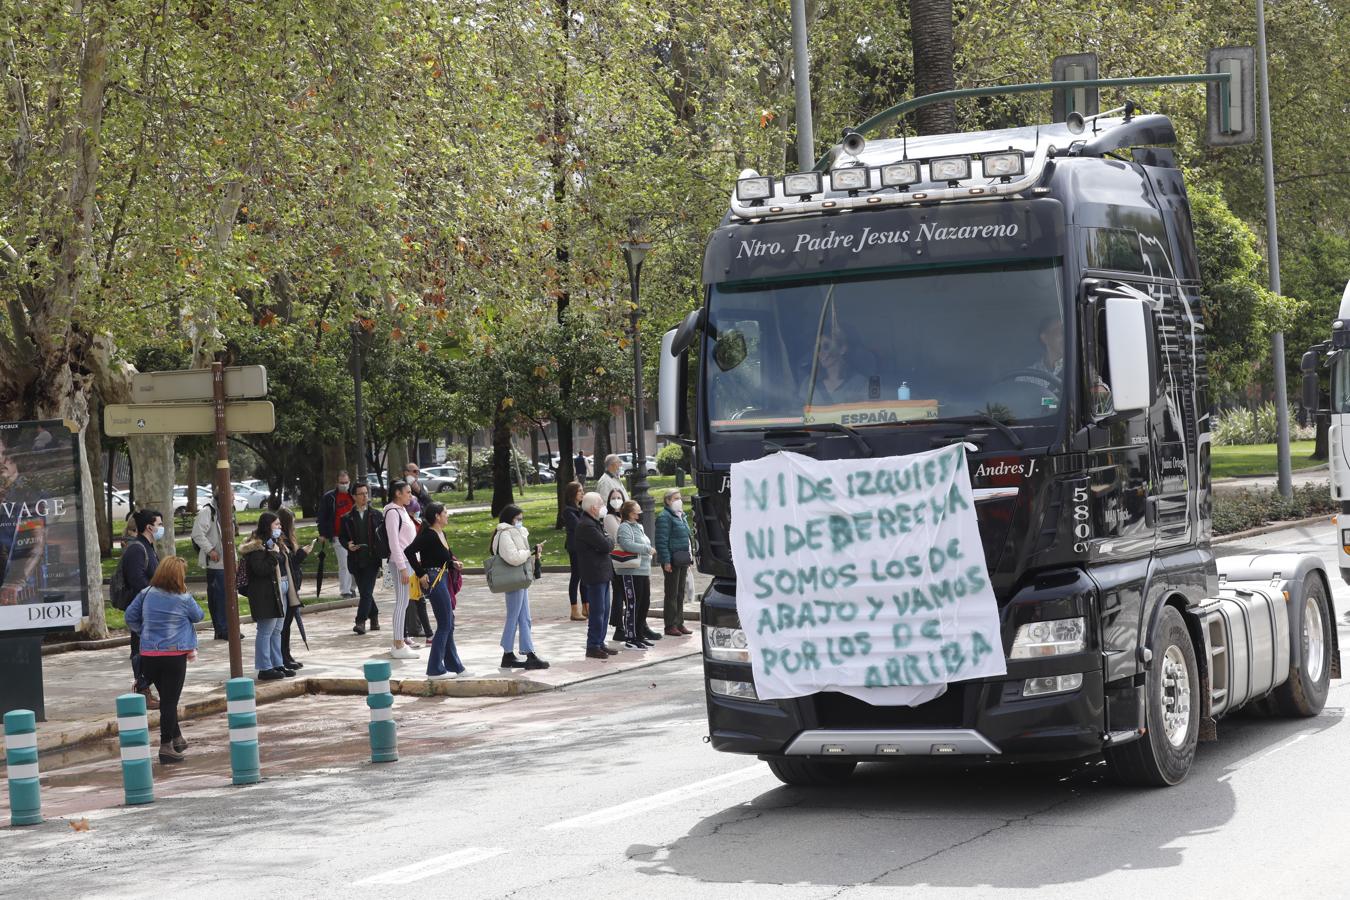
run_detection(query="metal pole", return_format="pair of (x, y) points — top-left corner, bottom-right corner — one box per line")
(628, 258), (654, 537)
(790, 0), (814, 171)
(352, 324), (367, 480)
(1256, 0), (1292, 498)
(213, 362), (243, 678)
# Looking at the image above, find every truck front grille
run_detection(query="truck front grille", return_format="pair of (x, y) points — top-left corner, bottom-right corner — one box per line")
(813, 688), (967, 730)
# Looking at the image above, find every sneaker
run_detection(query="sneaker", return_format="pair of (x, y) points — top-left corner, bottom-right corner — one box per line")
(353, 622), (367, 635)
(623, 641), (643, 651)
(500, 652), (526, 669)
(427, 671), (454, 681)
(585, 647), (609, 660)
(642, 629), (663, 641)
(258, 669), (284, 681)
(523, 653), (550, 670)
(390, 646), (419, 659)
(638, 640), (655, 649)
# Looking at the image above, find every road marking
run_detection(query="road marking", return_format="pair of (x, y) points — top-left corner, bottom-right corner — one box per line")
(356, 847), (508, 885)
(1218, 732), (1311, 782)
(545, 764), (769, 830)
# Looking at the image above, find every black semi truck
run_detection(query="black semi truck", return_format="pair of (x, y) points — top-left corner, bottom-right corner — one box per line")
(657, 103), (1340, 787)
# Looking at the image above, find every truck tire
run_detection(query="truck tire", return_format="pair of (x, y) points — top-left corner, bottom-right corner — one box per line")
(1106, 606), (1199, 787)
(1270, 577), (1332, 717)
(765, 757), (857, 787)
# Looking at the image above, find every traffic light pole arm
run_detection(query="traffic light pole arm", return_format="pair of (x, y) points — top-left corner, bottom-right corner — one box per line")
(841, 73), (1231, 162)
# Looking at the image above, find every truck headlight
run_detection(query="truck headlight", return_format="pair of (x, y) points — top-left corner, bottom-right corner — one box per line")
(1022, 673), (1084, 697)
(1010, 617), (1086, 658)
(704, 625), (750, 662)
(709, 678), (759, 700)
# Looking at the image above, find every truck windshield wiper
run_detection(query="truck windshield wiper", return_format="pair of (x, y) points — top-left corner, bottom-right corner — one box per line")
(721, 422), (874, 457)
(923, 414), (1025, 450)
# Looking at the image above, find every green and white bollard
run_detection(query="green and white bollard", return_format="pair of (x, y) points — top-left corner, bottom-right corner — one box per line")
(364, 660), (397, 763)
(4, 709), (41, 826)
(115, 693), (154, 805)
(226, 677), (261, 785)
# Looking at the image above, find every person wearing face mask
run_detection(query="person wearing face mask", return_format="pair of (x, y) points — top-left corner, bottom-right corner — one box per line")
(491, 504), (549, 671)
(121, 509), (164, 707)
(573, 491), (618, 660)
(602, 488), (627, 642)
(318, 470), (356, 600)
(239, 512), (294, 681)
(276, 506), (316, 671)
(614, 500), (657, 650)
(403, 463), (433, 522)
(655, 489), (694, 637)
(595, 454), (627, 513)
(561, 481), (586, 621)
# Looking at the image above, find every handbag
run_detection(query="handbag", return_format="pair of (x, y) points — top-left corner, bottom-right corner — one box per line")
(408, 573), (423, 601)
(484, 532), (534, 594)
(671, 548), (693, 567)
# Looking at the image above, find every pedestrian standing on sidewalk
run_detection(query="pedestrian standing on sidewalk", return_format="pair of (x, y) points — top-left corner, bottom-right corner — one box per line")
(240, 513), (293, 681)
(342, 482), (383, 634)
(384, 481), (419, 659)
(575, 491), (618, 660)
(491, 504), (550, 671)
(190, 496), (228, 641)
(614, 500), (656, 650)
(318, 471), (356, 600)
(404, 502), (469, 680)
(603, 488), (627, 643)
(122, 509), (163, 708)
(124, 556), (203, 764)
(403, 463), (432, 522)
(655, 489), (694, 637)
(596, 454), (627, 509)
(574, 451), (588, 487)
(277, 507), (314, 671)
(562, 481), (586, 621)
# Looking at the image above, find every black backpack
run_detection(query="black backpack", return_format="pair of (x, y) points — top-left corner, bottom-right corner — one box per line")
(110, 541), (146, 611)
(374, 509), (396, 560)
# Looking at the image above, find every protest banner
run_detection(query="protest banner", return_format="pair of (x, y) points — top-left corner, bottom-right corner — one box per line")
(728, 443), (1006, 705)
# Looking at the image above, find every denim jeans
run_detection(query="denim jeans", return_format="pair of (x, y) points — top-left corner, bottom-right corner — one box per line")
(501, 589), (535, 654)
(583, 581), (612, 649)
(254, 617), (284, 672)
(426, 577), (464, 676)
(205, 568), (227, 637)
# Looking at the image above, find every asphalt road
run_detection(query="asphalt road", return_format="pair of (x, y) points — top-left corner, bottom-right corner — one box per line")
(3, 522), (1347, 899)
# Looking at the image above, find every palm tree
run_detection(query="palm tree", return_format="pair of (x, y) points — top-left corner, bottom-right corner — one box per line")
(909, 0), (956, 135)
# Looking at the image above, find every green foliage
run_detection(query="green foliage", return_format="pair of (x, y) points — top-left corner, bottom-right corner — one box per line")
(1212, 404), (1315, 446)
(656, 443), (689, 475)
(1212, 483), (1335, 535)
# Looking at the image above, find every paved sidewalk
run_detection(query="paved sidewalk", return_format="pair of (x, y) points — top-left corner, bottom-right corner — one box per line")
(26, 568), (708, 755)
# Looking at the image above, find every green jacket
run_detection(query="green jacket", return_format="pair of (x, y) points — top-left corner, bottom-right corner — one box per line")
(655, 508), (691, 565)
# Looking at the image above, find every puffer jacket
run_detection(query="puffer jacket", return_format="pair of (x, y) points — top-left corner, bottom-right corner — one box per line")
(617, 520), (653, 577)
(492, 522), (533, 566)
(655, 508), (691, 565)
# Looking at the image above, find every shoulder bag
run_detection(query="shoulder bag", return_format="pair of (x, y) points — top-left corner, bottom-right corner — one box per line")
(484, 531), (534, 594)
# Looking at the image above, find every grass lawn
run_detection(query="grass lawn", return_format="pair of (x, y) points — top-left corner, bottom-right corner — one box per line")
(1211, 441), (1322, 479)
(102, 593), (344, 632)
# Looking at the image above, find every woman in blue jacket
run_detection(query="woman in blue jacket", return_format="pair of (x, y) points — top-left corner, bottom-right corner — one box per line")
(125, 556), (204, 764)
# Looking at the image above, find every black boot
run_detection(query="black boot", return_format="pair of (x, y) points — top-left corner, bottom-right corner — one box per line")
(523, 653), (550, 671)
(500, 652), (526, 669)
(369, 612), (381, 631)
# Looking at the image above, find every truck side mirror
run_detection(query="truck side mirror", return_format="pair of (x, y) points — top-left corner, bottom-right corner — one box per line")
(658, 329), (686, 441)
(1301, 350), (1320, 412)
(1104, 297), (1153, 413)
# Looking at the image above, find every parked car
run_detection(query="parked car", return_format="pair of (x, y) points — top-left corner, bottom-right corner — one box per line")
(172, 484), (246, 516)
(363, 472), (388, 500)
(615, 452), (658, 476)
(231, 482), (268, 510)
(534, 464), (556, 484)
(108, 488), (132, 524)
(420, 465), (460, 492)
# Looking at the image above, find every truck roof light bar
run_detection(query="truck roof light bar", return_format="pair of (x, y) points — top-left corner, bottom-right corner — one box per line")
(729, 142), (1051, 220)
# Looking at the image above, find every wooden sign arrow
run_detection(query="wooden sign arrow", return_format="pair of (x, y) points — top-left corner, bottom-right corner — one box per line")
(131, 365), (268, 403)
(104, 401), (276, 437)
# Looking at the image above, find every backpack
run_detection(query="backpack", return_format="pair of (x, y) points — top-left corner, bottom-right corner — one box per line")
(110, 541), (146, 611)
(375, 508), (398, 560)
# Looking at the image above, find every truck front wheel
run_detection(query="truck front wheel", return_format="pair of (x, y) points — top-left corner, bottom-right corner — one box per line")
(1270, 577), (1332, 717)
(1106, 606), (1199, 787)
(765, 757), (857, 787)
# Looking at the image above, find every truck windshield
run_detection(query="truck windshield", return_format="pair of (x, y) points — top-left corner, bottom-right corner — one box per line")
(705, 261), (1064, 433)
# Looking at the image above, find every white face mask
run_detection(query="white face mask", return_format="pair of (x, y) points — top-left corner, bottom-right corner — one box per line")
(609, 498), (622, 510)
(271, 527), (282, 540)
(513, 520), (524, 529)
(670, 500), (684, 513)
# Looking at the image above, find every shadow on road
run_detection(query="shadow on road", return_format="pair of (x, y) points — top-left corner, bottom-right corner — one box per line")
(632, 709), (1342, 889)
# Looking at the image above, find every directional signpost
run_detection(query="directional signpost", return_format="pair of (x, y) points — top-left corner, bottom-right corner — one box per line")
(105, 363), (271, 678)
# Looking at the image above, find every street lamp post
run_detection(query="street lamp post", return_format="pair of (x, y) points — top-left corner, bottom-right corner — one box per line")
(621, 236), (655, 536)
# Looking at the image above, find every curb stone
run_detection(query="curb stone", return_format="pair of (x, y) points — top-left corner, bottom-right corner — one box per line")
(1213, 513), (1333, 545)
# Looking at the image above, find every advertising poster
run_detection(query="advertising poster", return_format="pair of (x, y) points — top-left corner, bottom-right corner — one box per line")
(0, 420), (88, 634)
